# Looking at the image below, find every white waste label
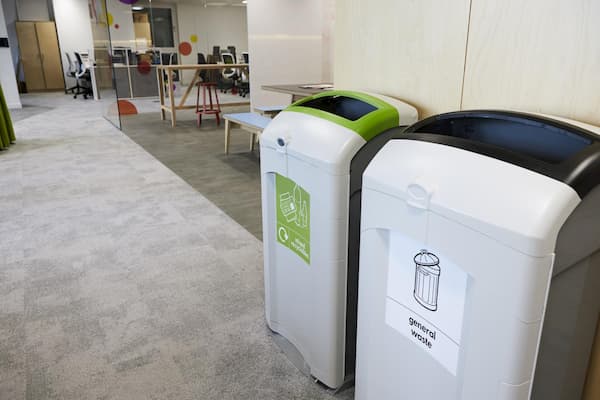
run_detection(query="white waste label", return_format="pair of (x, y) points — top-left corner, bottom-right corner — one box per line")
(385, 232), (469, 375)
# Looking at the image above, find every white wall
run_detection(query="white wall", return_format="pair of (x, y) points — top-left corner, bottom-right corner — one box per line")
(106, 0), (136, 49)
(0, 0), (21, 108)
(2, 0), (20, 78)
(177, 3), (248, 83)
(247, 0), (334, 108)
(177, 4), (248, 57)
(53, 0), (94, 89)
(16, 0), (50, 21)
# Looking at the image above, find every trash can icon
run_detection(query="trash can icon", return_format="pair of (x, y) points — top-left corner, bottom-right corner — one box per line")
(413, 250), (440, 311)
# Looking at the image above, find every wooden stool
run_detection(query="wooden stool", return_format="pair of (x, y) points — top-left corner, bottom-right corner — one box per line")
(195, 82), (221, 127)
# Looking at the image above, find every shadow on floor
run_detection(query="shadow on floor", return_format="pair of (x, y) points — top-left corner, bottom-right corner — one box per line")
(120, 108), (263, 239)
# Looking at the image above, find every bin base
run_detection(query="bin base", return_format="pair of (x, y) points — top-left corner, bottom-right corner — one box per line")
(270, 330), (311, 377)
(268, 328), (355, 390)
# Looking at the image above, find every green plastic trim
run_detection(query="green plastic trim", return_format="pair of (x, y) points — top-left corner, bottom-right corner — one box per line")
(284, 90), (400, 141)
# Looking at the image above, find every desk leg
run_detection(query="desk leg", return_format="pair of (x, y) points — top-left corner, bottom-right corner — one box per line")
(249, 133), (256, 152)
(90, 66), (100, 100)
(179, 69), (199, 108)
(167, 70), (176, 127)
(224, 120), (231, 154)
(158, 68), (165, 120)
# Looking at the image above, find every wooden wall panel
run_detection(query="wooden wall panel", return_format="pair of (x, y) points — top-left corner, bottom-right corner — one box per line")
(462, 0), (600, 126)
(16, 22), (45, 91)
(334, 0), (471, 118)
(36, 22), (64, 90)
(16, 21), (64, 91)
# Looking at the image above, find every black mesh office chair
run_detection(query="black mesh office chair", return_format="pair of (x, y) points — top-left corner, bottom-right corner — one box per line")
(218, 52), (238, 94)
(238, 52), (249, 98)
(227, 45), (237, 62)
(73, 52), (93, 99)
(64, 52), (83, 96)
(197, 53), (208, 82)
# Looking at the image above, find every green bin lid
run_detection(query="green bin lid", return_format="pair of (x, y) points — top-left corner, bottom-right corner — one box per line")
(285, 90), (400, 141)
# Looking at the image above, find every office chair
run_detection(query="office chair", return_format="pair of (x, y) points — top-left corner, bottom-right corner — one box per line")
(197, 53), (209, 82)
(206, 54), (220, 83)
(238, 52), (249, 98)
(218, 52), (238, 94)
(64, 52), (84, 96)
(73, 52), (93, 99)
(227, 46), (237, 62)
(212, 46), (220, 58)
(161, 52), (179, 82)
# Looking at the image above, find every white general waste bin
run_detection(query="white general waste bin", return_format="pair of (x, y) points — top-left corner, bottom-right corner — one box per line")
(260, 90), (418, 389)
(355, 110), (600, 400)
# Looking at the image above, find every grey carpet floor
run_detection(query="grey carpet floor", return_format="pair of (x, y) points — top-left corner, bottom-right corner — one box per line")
(8, 103), (54, 123)
(0, 93), (353, 400)
(120, 108), (263, 240)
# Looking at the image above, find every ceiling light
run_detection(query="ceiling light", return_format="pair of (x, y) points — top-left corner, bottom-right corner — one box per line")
(132, 6), (144, 11)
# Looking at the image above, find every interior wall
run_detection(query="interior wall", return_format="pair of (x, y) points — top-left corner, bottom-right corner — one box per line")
(53, 0), (94, 89)
(0, 0), (22, 108)
(335, 0), (600, 127)
(461, 0), (600, 126)
(105, 0), (136, 49)
(247, 0), (334, 109)
(177, 3), (248, 83)
(321, 0), (335, 83)
(334, 0), (471, 118)
(15, 0), (50, 21)
(1, 0), (20, 80)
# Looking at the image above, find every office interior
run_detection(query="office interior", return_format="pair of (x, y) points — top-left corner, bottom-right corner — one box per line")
(0, 0), (598, 399)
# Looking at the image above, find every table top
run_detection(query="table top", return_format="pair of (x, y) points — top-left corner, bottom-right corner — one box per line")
(156, 63), (248, 71)
(223, 113), (272, 129)
(261, 83), (334, 97)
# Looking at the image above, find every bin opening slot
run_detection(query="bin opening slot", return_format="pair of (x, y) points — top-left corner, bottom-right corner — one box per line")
(414, 116), (592, 164)
(298, 95), (377, 121)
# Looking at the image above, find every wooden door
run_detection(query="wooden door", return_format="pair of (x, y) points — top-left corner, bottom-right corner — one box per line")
(35, 22), (64, 90)
(16, 22), (45, 91)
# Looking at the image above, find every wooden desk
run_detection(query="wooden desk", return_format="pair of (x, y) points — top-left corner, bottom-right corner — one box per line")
(261, 83), (334, 102)
(157, 63), (250, 127)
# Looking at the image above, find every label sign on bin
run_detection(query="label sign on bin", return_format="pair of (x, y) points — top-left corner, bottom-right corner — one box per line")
(275, 173), (311, 264)
(385, 232), (469, 375)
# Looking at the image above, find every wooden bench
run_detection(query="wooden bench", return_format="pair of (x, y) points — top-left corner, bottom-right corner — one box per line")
(223, 112), (272, 154)
(254, 105), (287, 117)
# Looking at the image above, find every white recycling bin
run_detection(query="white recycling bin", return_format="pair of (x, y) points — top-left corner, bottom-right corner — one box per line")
(355, 110), (600, 400)
(260, 90), (418, 389)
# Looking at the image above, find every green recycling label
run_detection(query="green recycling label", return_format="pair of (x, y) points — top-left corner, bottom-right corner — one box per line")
(275, 173), (310, 264)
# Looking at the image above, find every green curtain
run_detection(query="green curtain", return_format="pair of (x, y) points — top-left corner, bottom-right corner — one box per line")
(0, 83), (16, 150)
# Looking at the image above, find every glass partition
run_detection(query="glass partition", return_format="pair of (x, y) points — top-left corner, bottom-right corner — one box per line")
(89, 0), (121, 128)
(102, 0), (249, 128)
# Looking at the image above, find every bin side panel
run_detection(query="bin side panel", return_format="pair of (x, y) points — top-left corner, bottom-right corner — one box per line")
(261, 150), (352, 389)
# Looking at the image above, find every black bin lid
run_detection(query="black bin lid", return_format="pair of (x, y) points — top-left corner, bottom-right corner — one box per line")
(401, 110), (600, 197)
